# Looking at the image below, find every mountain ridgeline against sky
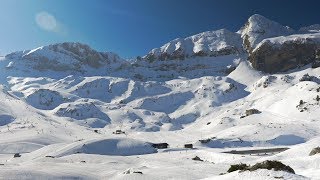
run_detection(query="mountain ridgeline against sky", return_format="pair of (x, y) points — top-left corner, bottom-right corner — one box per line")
(4, 14), (320, 74)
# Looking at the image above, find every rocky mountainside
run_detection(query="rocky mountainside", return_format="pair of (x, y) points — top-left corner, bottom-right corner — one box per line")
(5, 42), (124, 73)
(250, 33), (320, 73)
(140, 14), (320, 74)
(143, 29), (244, 62)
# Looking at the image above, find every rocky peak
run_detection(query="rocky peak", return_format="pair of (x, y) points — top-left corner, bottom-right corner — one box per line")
(239, 14), (295, 53)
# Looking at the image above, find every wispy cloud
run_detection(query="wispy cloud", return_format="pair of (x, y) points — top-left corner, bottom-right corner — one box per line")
(35, 11), (67, 35)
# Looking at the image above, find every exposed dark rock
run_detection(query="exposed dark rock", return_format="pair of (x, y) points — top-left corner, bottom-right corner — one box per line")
(311, 49), (320, 68)
(249, 160), (295, 174)
(227, 163), (249, 173)
(312, 61), (320, 68)
(245, 109), (261, 116)
(299, 74), (317, 82)
(123, 169), (143, 175)
(309, 147), (320, 156)
(192, 156), (203, 161)
(225, 66), (237, 75)
(227, 160), (295, 174)
(249, 40), (319, 73)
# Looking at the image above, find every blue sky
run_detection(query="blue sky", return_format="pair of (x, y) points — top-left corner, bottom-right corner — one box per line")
(1, 0), (319, 58)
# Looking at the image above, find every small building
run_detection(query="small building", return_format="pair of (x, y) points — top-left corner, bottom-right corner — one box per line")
(199, 139), (211, 144)
(151, 143), (169, 149)
(45, 155), (55, 158)
(184, 144), (193, 149)
(13, 153), (21, 158)
(113, 130), (125, 134)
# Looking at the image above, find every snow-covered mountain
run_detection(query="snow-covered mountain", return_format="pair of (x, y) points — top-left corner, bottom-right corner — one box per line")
(0, 14), (320, 179)
(5, 42), (124, 74)
(239, 14), (295, 53)
(143, 29), (244, 62)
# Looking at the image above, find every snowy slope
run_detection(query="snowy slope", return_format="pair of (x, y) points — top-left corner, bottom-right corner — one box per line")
(1, 48), (320, 179)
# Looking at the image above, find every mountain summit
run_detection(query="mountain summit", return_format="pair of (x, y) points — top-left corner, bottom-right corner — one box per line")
(239, 14), (295, 53)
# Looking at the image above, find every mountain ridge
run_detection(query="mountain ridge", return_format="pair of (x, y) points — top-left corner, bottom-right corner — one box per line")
(3, 14), (319, 75)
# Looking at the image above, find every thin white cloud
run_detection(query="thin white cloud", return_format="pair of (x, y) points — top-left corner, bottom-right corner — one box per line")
(35, 11), (67, 35)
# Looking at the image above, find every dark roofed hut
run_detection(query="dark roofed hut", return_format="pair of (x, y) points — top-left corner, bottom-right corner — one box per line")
(113, 130), (125, 134)
(151, 143), (169, 149)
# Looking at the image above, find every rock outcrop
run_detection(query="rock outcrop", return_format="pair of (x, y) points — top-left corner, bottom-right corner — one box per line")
(309, 147), (320, 156)
(249, 34), (320, 73)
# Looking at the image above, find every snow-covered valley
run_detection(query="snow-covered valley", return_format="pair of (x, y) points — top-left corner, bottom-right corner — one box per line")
(0, 14), (320, 179)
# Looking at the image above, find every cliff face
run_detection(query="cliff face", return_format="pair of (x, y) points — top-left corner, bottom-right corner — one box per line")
(249, 34), (320, 73)
(238, 15), (320, 73)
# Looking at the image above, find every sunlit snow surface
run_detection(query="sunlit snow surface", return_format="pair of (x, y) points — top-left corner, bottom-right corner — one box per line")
(0, 40), (319, 179)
